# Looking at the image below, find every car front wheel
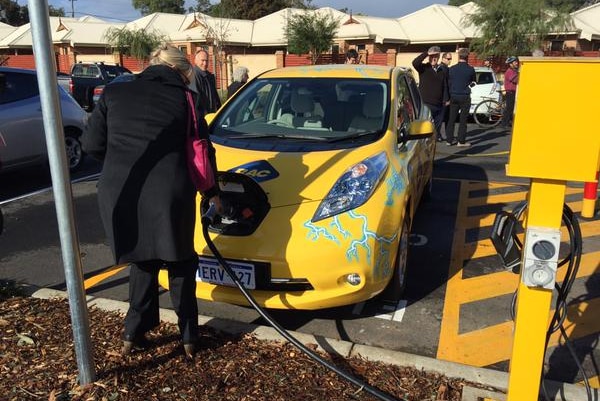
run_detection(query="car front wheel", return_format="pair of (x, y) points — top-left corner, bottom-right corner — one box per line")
(381, 217), (410, 301)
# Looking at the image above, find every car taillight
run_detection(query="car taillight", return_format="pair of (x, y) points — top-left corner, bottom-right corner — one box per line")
(68, 78), (73, 94)
(93, 87), (104, 96)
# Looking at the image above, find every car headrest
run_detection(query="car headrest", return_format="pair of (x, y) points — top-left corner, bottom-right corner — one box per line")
(291, 89), (314, 114)
(362, 91), (384, 119)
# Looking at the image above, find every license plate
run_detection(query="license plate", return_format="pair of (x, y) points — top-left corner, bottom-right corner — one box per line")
(196, 257), (256, 289)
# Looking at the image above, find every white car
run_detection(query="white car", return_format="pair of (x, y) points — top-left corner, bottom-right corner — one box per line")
(0, 67), (88, 173)
(469, 67), (501, 114)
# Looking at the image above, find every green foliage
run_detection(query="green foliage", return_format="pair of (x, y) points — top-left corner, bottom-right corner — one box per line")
(104, 26), (165, 62)
(448, 0), (471, 5)
(210, 0), (313, 20)
(465, 0), (573, 58)
(189, 0), (214, 13)
(131, 0), (185, 16)
(285, 12), (338, 64)
(0, 0), (63, 26)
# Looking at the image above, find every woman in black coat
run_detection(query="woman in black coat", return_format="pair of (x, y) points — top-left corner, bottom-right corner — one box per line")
(82, 44), (220, 358)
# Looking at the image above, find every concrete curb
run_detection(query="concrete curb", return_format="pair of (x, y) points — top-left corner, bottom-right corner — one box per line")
(30, 287), (596, 401)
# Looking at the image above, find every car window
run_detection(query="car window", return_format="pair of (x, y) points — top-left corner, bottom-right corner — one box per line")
(0, 71), (39, 105)
(397, 75), (416, 127)
(476, 72), (494, 85)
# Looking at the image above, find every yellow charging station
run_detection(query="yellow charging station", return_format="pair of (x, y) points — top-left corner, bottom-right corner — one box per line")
(505, 57), (600, 400)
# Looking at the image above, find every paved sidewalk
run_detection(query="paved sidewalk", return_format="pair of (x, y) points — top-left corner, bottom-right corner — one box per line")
(28, 286), (596, 401)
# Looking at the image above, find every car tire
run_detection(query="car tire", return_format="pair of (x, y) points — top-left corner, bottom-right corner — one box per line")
(65, 133), (85, 172)
(381, 217), (410, 301)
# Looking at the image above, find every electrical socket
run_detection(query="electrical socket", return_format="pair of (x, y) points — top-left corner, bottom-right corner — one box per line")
(521, 226), (561, 289)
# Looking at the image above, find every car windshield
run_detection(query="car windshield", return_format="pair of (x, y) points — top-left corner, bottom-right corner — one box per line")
(211, 77), (389, 148)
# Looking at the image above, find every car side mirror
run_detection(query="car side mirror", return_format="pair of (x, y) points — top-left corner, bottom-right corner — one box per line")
(405, 120), (434, 141)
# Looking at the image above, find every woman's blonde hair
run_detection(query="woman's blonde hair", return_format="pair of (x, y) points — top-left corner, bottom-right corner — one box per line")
(149, 43), (192, 79)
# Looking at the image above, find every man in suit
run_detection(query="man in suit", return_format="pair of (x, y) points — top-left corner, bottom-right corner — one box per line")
(191, 49), (222, 114)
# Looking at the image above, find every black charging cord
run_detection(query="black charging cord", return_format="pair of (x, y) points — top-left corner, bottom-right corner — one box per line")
(201, 203), (404, 401)
(498, 202), (591, 401)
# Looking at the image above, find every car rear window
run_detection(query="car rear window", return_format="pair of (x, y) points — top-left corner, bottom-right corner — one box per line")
(476, 72), (495, 85)
(0, 71), (39, 104)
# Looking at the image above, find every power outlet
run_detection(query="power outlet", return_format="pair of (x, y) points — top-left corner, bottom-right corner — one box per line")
(521, 226), (561, 289)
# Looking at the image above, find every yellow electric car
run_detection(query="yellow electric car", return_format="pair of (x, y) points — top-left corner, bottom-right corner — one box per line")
(159, 64), (435, 310)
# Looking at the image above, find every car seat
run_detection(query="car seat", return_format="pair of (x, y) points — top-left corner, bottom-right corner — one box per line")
(288, 88), (322, 128)
(347, 90), (384, 132)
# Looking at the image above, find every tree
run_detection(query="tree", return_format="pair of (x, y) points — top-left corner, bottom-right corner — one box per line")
(131, 0), (185, 16)
(465, 0), (573, 58)
(285, 11), (338, 64)
(448, 0), (471, 5)
(0, 0), (63, 25)
(211, 0), (314, 20)
(104, 26), (165, 68)
(189, 0), (213, 14)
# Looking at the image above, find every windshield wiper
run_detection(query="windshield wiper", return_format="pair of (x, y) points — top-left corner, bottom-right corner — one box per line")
(227, 133), (328, 141)
(326, 131), (380, 143)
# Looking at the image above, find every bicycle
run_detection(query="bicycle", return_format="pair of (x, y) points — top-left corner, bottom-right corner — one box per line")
(473, 92), (506, 128)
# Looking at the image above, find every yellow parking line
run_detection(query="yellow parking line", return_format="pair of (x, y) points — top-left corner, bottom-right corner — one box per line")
(465, 186), (582, 207)
(438, 179), (600, 369)
(437, 180), (469, 360)
(464, 200), (585, 229)
(453, 251), (600, 304)
(579, 376), (599, 388)
(83, 264), (128, 290)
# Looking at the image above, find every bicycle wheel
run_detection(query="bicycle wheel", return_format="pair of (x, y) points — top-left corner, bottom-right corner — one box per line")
(474, 99), (503, 128)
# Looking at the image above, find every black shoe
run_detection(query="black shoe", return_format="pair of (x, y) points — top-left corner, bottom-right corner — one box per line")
(446, 141), (456, 146)
(436, 137), (444, 142)
(183, 343), (195, 360)
(121, 334), (151, 355)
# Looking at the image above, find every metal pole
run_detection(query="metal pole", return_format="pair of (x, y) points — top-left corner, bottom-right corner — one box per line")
(27, 0), (95, 385)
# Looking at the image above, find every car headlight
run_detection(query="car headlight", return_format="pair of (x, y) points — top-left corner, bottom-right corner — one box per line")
(312, 152), (388, 222)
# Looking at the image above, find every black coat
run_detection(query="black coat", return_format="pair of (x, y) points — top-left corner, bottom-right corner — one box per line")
(82, 64), (216, 264)
(191, 67), (221, 114)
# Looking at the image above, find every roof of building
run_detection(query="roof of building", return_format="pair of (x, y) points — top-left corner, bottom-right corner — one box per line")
(0, 3), (598, 50)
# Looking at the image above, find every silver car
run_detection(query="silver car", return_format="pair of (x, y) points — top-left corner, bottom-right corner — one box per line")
(0, 67), (88, 173)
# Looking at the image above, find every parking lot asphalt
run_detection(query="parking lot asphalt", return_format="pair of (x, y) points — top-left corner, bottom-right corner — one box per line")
(2, 124), (600, 399)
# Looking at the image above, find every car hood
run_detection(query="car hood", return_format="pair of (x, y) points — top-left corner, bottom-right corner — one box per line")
(213, 141), (388, 208)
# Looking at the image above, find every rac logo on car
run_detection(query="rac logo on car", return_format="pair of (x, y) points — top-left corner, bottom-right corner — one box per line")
(228, 160), (279, 182)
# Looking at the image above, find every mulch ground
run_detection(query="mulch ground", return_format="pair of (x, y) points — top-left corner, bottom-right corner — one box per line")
(0, 292), (494, 401)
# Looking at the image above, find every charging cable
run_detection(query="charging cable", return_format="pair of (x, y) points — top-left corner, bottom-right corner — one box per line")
(201, 203), (404, 401)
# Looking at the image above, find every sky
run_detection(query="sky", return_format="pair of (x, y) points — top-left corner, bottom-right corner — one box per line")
(41, 0), (447, 22)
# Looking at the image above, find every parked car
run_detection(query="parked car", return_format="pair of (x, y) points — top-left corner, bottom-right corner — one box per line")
(469, 66), (501, 114)
(158, 64), (436, 310)
(57, 71), (71, 93)
(69, 62), (131, 111)
(0, 67), (88, 173)
(92, 73), (136, 105)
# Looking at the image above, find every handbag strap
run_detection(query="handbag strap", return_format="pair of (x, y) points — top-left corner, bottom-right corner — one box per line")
(186, 90), (199, 139)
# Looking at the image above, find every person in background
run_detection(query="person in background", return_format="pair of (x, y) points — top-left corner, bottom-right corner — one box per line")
(440, 52), (453, 70)
(191, 48), (222, 114)
(446, 47), (476, 147)
(345, 48), (359, 64)
(483, 57), (492, 68)
(227, 66), (249, 99)
(412, 46), (449, 142)
(82, 44), (221, 360)
(500, 56), (519, 129)
(439, 52), (452, 138)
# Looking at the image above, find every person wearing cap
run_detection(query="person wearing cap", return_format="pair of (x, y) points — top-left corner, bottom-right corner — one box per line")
(412, 46), (449, 142)
(500, 56), (519, 129)
(446, 47), (476, 147)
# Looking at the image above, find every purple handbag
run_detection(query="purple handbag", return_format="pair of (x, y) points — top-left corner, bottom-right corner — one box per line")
(185, 91), (215, 194)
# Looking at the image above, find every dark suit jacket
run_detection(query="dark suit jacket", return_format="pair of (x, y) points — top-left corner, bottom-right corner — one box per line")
(191, 67), (222, 114)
